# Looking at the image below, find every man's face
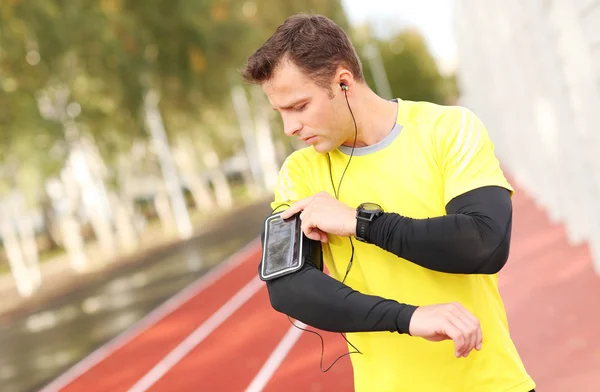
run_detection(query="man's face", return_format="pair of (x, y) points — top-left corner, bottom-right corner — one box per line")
(263, 61), (352, 153)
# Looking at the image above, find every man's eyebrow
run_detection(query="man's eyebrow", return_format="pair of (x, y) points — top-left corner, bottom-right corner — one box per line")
(272, 98), (309, 110)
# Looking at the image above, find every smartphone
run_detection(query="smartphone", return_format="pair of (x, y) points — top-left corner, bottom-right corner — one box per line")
(260, 212), (304, 280)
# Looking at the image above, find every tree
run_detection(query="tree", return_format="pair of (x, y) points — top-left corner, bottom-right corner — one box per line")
(0, 0), (353, 283)
(361, 28), (450, 105)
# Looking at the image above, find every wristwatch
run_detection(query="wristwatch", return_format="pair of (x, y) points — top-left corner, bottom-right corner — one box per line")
(355, 202), (384, 243)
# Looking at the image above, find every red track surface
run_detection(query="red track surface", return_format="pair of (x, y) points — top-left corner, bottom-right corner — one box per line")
(42, 181), (600, 392)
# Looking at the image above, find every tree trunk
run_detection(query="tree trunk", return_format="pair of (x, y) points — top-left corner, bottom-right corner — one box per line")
(11, 191), (42, 291)
(0, 191), (43, 297)
(154, 189), (177, 235)
(143, 89), (193, 239)
(202, 148), (234, 209)
(231, 85), (263, 195)
(0, 210), (36, 297)
(16, 212), (42, 290)
(174, 138), (215, 212)
(251, 86), (280, 192)
(187, 174), (215, 212)
(111, 193), (139, 254)
(69, 144), (117, 258)
(45, 173), (89, 272)
(59, 215), (88, 272)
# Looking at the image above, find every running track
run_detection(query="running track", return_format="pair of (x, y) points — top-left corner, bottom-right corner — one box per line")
(39, 182), (600, 392)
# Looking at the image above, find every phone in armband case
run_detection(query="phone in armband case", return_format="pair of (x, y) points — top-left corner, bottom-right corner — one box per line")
(260, 211), (322, 281)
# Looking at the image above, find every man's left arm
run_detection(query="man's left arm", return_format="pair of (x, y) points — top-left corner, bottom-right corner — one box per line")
(367, 107), (513, 274)
(367, 185), (512, 274)
(284, 185), (512, 275)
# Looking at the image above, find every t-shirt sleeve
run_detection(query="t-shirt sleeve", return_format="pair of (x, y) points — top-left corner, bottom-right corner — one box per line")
(436, 106), (514, 206)
(270, 152), (313, 212)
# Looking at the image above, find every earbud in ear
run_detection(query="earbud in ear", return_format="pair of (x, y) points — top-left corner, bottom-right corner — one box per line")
(340, 83), (349, 91)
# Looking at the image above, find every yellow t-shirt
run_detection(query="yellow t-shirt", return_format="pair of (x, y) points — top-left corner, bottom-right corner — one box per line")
(271, 99), (536, 392)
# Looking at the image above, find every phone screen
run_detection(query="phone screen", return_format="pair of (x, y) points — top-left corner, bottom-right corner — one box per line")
(262, 214), (300, 278)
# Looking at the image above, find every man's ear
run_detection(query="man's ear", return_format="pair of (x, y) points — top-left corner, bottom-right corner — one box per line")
(336, 67), (354, 93)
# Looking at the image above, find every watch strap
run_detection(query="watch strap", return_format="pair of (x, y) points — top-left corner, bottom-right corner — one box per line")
(356, 217), (370, 242)
(355, 203), (383, 242)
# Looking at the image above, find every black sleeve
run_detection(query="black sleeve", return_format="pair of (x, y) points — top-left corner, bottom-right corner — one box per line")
(259, 236), (417, 334)
(367, 186), (512, 274)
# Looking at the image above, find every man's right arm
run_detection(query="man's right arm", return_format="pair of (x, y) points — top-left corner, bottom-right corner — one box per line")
(261, 239), (417, 334)
(261, 241), (482, 358)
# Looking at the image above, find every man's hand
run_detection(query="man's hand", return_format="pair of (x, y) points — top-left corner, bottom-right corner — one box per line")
(409, 302), (483, 358)
(280, 192), (356, 242)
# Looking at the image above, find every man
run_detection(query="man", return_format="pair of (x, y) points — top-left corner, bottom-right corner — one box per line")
(242, 13), (536, 392)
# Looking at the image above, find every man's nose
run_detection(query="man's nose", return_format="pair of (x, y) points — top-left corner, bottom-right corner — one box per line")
(283, 117), (302, 137)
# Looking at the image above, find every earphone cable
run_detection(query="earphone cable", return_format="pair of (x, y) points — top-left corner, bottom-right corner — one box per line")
(323, 86), (363, 366)
(268, 87), (363, 373)
(329, 88), (358, 284)
(286, 316), (362, 372)
(334, 88), (358, 199)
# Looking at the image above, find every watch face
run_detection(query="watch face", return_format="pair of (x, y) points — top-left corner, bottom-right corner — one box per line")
(359, 202), (382, 211)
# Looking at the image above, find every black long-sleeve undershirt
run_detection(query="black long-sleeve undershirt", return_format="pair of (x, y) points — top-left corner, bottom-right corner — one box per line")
(367, 186), (512, 274)
(262, 249), (418, 334)
(260, 185), (511, 333)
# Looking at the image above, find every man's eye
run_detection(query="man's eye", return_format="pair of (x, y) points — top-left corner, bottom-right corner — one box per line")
(294, 104), (307, 112)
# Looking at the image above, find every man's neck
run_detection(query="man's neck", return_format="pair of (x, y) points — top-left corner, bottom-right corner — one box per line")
(344, 86), (398, 148)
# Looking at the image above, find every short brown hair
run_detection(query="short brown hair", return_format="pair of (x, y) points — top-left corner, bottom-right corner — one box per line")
(241, 14), (364, 91)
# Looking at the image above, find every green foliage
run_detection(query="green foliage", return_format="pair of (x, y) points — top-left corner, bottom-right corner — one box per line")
(361, 28), (452, 105)
(0, 1), (453, 207)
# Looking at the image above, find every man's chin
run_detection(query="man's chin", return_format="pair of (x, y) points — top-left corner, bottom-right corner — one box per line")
(312, 143), (333, 154)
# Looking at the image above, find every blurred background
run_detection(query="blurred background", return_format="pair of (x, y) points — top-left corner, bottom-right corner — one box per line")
(0, 1), (599, 391)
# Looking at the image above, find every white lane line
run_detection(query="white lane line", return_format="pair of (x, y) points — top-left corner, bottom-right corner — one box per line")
(245, 322), (305, 392)
(128, 276), (264, 392)
(39, 237), (261, 392)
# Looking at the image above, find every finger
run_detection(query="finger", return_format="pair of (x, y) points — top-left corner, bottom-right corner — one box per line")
(306, 228), (327, 242)
(450, 308), (478, 357)
(463, 311), (482, 351)
(281, 196), (313, 219)
(454, 305), (482, 352)
(446, 313), (472, 358)
(300, 211), (314, 237)
(301, 216), (324, 242)
(315, 228), (328, 242)
(460, 310), (482, 351)
(442, 321), (465, 358)
(304, 227), (321, 241)
(301, 219), (312, 238)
